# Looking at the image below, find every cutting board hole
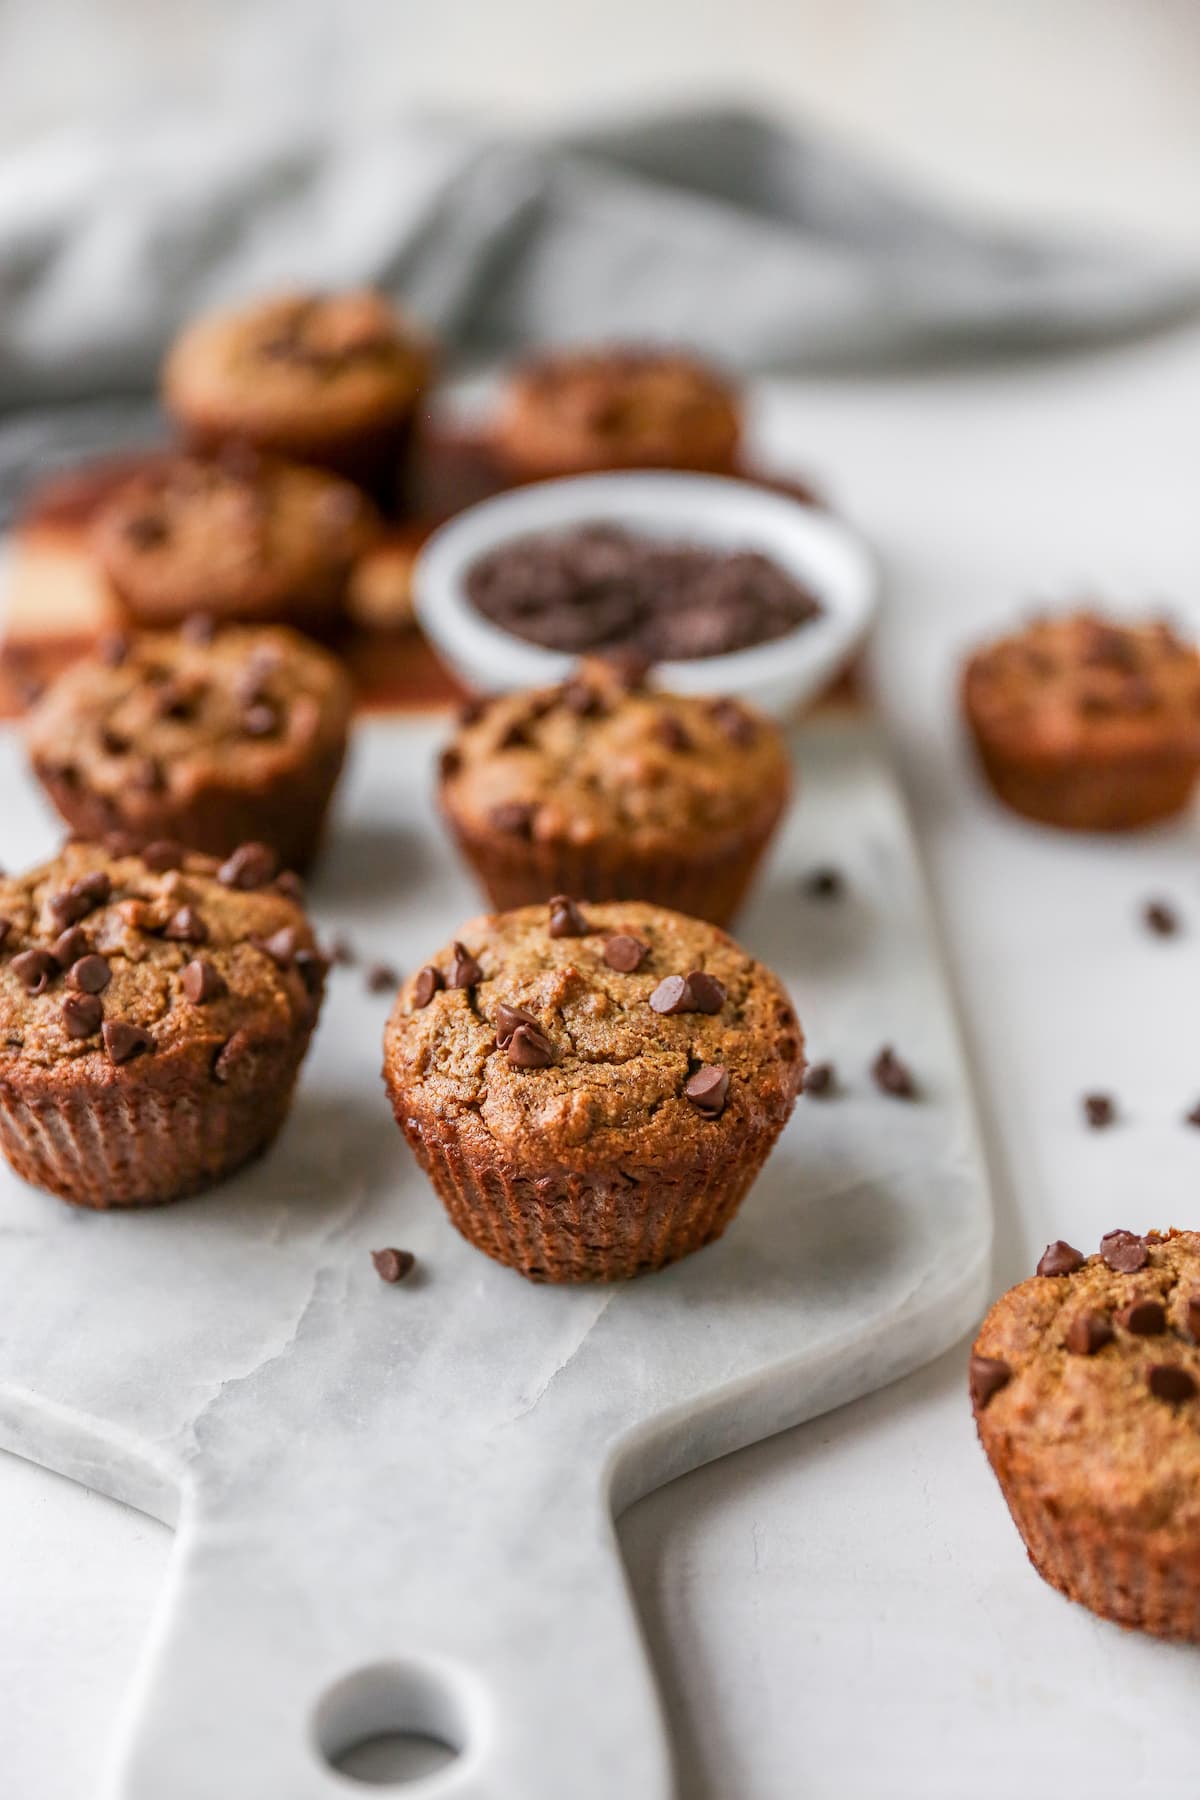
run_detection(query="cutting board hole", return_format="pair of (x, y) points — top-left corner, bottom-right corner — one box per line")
(314, 1661), (468, 1790)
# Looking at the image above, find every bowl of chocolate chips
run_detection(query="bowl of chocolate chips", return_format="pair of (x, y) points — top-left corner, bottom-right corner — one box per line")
(411, 471), (876, 715)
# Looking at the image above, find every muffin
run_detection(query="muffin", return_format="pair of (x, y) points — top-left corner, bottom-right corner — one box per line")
(93, 451), (378, 634)
(492, 347), (742, 482)
(962, 612), (1200, 830)
(162, 290), (433, 498)
(27, 624), (352, 870)
(0, 839), (326, 1207)
(383, 898), (803, 1281)
(437, 660), (791, 926)
(972, 1229), (1200, 1639)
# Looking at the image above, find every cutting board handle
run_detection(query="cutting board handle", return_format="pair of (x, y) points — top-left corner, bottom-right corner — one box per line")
(102, 1435), (676, 1800)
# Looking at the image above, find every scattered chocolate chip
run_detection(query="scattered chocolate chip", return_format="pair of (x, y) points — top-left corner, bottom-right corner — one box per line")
(1143, 900), (1180, 937)
(1148, 1364), (1196, 1404)
(498, 719), (530, 750)
(805, 866), (844, 900)
(96, 632), (130, 668)
(872, 1045), (917, 1099)
(61, 992), (103, 1038)
(803, 1061), (836, 1097)
(457, 693), (493, 727)
(218, 842), (278, 890)
(411, 966), (442, 1007)
(100, 727), (131, 756)
(603, 934), (649, 973)
(124, 512), (168, 549)
(495, 1003), (540, 1048)
(655, 716), (692, 752)
(1118, 1297), (1168, 1336)
(448, 942), (483, 989)
(1100, 1229), (1147, 1274)
(212, 1028), (253, 1083)
(273, 871), (305, 902)
(254, 927), (300, 969)
(548, 895), (589, 938)
(367, 963), (399, 995)
(649, 974), (694, 1015)
(1065, 1312), (1113, 1356)
(438, 747), (462, 782)
(372, 1247), (415, 1284)
(48, 872), (111, 928)
(684, 970), (725, 1014)
(181, 959), (226, 1005)
(507, 1021), (554, 1069)
(163, 906), (207, 944)
(157, 680), (201, 722)
(11, 948), (56, 994)
(180, 612), (216, 645)
(708, 697), (757, 746)
(969, 1354), (1012, 1410)
(102, 1020), (154, 1065)
(1037, 1240), (1085, 1278)
(68, 954), (111, 995)
(685, 1064), (730, 1118)
(0, 918), (10, 950)
(142, 840), (185, 873)
(1083, 1093), (1115, 1129)
(50, 926), (88, 968)
(489, 801), (536, 838)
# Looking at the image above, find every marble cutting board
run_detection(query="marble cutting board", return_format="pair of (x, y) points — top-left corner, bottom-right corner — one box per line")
(0, 713), (992, 1800)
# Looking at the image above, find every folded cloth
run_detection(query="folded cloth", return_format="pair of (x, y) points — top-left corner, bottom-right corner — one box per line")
(1, 102), (1197, 513)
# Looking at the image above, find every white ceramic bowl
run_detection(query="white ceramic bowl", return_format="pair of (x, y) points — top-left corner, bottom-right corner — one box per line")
(411, 472), (877, 717)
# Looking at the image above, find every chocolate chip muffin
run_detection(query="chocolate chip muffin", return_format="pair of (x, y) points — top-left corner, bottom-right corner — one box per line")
(93, 451), (378, 634)
(162, 290), (433, 498)
(437, 660), (791, 926)
(0, 840), (326, 1207)
(972, 1229), (1200, 1639)
(492, 346), (742, 482)
(27, 624), (352, 870)
(383, 898), (804, 1281)
(962, 612), (1200, 830)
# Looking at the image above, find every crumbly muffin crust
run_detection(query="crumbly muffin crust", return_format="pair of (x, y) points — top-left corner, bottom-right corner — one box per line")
(27, 625), (352, 868)
(93, 452), (378, 630)
(494, 346), (742, 479)
(972, 1229), (1200, 1637)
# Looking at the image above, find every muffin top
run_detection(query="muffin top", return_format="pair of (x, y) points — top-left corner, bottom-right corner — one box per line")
(494, 346), (742, 475)
(27, 624), (352, 816)
(0, 840), (323, 1079)
(384, 899), (803, 1170)
(163, 290), (432, 447)
(438, 660), (791, 853)
(93, 452), (378, 624)
(971, 1229), (1200, 1533)
(963, 612), (1200, 760)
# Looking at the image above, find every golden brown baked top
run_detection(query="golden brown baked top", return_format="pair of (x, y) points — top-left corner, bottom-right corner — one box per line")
(384, 899), (803, 1171)
(163, 291), (431, 444)
(963, 612), (1200, 761)
(0, 841), (323, 1075)
(27, 625), (352, 813)
(92, 453), (378, 620)
(439, 660), (791, 851)
(972, 1229), (1200, 1532)
(495, 346), (741, 473)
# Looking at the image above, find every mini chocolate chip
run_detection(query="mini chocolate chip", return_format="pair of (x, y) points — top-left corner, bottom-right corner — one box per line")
(548, 895), (589, 938)
(684, 970), (725, 1014)
(686, 1064), (730, 1118)
(372, 1247), (416, 1284)
(218, 842), (279, 890)
(273, 871), (305, 902)
(1143, 900), (1180, 937)
(157, 680), (201, 721)
(48, 872), (111, 928)
(508, 1022), (554, 1068)
(1065, 1312), (1113, 1356)
(68, 954), (111, 995)
(655, 716), (692, 752)
(458, 694), (494, 727)
(498, 719), (530, 750)
(0, 918), (10, 950)
(97, 633), (130, 668)
(50, 926), (88, 968)
(1148, 1364), (1196, 1404)
(181, 959), (226, 1004)
(448, 942), (483, 989)
(11, 949), (56, 994)
(367, 963), (399, 994)
(1037, 1240), (1085, 1278)
(242, 703), (280, 738)
(804, 1061), (836, 1097)
(1118, 1298), (1167, 1336)
(805, 866), (844, 900)
(649, 974), (694, 1015)
(495, 1003), (539, 1048)
(411, 966), (442, 1007)
(872, 1045), (917, 1099)
(180, 612), (216, 645)
(969, 1354), (1012, 1410)
(1100, 1229), (1148, 1274)
(1083, 1093), (1115, 1129)
(102, 1020), (154, 1065)
(489, 801), (536, 838)
(61, 992), (103, 1038)
(142, 840), (185, 872)
(100, 727), (131, 756)
(163, 906), (207, 943)
(603, 934), (649, 973)
(255, 927), (300, 969)
(438, 747), (462, 782)
(1186, 1296), (1200, 1342)
(212, 1028), (253, 1083)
